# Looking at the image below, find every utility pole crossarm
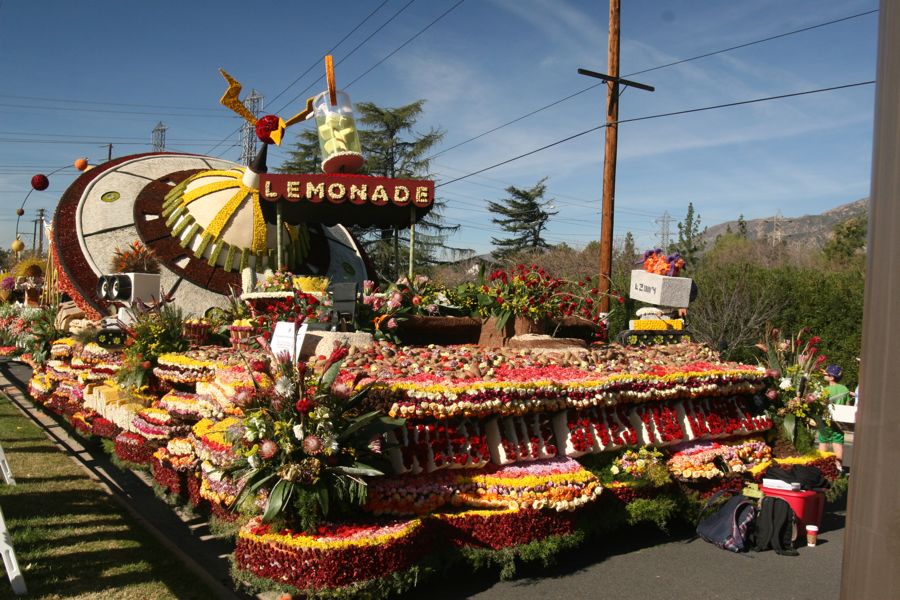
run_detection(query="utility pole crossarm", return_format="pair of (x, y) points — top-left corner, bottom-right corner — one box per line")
(580, 0), (655, 315)
(576, 68), (656, 92)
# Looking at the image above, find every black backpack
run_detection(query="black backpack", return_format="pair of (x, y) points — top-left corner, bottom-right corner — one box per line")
(752, 496), (799, 556)
(696, 492), (756, 553)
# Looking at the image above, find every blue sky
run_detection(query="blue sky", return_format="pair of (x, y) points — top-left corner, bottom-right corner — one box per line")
(0, 0), (879, 256)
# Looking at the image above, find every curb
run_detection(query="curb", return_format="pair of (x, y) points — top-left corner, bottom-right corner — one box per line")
(0, 360), (245, 600)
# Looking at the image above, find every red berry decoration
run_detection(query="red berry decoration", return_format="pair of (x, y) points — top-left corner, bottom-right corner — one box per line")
(31, 174), (49, 191)
(255, 114), (282, 144)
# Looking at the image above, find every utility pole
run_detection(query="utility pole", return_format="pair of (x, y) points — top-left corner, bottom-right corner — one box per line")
(655, 211), (673, 250)
(579, 0), (654, 314)
(36, 208), (45, 256)
(107, 143), (113, 162)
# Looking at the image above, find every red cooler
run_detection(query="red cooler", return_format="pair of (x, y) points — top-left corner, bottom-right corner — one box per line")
(760, 486), (825, 529)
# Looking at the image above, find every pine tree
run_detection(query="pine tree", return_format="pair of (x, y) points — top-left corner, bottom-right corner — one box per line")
(488, 178), (558, 258)
(672, 202), (706, 271)
(737, 214), (748, 238)
(277, 129), (322, 174)
(277, 100), (469, 280)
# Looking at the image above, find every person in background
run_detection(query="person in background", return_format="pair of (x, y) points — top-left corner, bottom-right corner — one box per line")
(819, 364), (850, 471)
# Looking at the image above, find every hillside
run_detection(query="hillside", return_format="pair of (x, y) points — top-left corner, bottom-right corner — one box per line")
(701, 198), (868, 250)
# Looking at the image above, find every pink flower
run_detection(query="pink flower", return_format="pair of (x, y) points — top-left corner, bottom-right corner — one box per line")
(386, 318), (398, 330)
(362, 280), (375, 294)
(303, 435), (324, 455)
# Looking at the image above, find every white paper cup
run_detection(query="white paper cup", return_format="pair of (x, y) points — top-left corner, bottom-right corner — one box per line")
(806, 524), (819, 546)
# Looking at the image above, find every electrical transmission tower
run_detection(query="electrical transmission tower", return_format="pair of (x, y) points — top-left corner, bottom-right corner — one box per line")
(152, 122), (168, 152)
(770, 210), (783, 246)
(239, 90), (264, 165)
(655, 211), (673, 249)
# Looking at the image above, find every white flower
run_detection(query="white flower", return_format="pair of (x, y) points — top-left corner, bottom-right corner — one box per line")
(779, 377), (793, 391)
(610, 465), (620, 475)
(248, 454), (261, 468)
(275, 376), (294, 398)
(293, 423), (304, 441)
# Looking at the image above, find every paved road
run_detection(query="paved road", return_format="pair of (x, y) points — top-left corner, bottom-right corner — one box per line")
(410, 513), (844, 600)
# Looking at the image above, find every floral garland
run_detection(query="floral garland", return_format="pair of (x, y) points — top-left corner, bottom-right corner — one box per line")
(435, 507), (579, 550)
(153, 352), (217, 384)
(453, 457), (601, 512)
(373, 366), (766, 420)
(156, 390), (218, 421)
(366, 457), (601, 515)
(113, 431), (157, 465)
(235, 517), (430, 593)
(90, 416), (121, 439)
(49, 337), (77, 358)
(666, 438), (771, 481)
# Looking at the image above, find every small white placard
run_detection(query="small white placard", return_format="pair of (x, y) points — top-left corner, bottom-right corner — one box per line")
(270, 322), (297, 361)
(295, 323), (309, 361)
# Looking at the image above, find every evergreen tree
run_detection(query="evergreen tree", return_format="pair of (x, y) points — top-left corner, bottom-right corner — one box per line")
(488, 178), (558, 258)
(621, 231), (637, 265)
(672, 202), (706, 271)
(277, 100), (469, 280)
(277, 129), (322, 174)
(737, 214), (748, 238)
(823, 215), (867, 264)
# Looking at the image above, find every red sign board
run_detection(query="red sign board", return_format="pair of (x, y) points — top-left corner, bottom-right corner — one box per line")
(258, 173), (435, 227)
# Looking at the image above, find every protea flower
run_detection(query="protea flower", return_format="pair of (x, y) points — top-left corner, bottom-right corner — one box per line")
(259, 439), (279, 460)
(302, 434), (324, 455)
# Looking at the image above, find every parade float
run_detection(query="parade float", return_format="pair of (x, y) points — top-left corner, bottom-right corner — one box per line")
(0, 57), (843, 598)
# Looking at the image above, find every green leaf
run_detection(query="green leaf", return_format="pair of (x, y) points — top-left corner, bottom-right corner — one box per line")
(333, 463), (384, 477)
(338, 410), (383, 441)
(317, 486), (330, 517)
(262, 479), (293, 522)
(783, 413), (796, 443)
(495, 311), (511, 331)
(319, 359), (343, 392)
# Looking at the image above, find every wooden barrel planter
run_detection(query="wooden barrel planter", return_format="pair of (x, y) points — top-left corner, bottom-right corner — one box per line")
(478, 315), (549, 347)
(551, 316), (602, 342)
(396, 315), (482, 346)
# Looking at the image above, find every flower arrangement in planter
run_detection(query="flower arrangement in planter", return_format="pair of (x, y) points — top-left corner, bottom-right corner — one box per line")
(357, 275), (476, 343)
(240, 271), (332, 344)
(641, 249), (685, 276)
(225, 342), (404, 533)
(110, 241), (160, 274)
(757, 327), (829, 446)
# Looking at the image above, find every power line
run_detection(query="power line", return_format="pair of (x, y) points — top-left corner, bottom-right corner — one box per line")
(206, 0), (412, 156)
(435, 80), (875, 189)
(425, 8), (878, 161)
(345, 0), (466, 89)
(0, 93), (221, 112)
(0, 102), (234, 118)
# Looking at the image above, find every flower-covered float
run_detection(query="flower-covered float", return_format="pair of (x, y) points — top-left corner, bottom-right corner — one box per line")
(2, 56), (846, 599)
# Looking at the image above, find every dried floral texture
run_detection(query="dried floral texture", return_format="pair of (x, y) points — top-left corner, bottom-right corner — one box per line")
(0, 275), (15, 292)
(226, 343), (403, 532)
(357, 275), (457, 339)
(609, 447), (670, 487)
(641, 249), (685, 276)
(757, 327), (830, 443)
(110, 240), (160, 274)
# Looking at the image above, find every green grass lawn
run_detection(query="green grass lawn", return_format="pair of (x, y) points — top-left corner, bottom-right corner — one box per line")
(0, 394), (217, 599)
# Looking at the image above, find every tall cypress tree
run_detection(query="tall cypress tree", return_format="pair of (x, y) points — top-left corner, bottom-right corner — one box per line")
(277, 129), (322, 174)
(488, 178), (557, 258)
